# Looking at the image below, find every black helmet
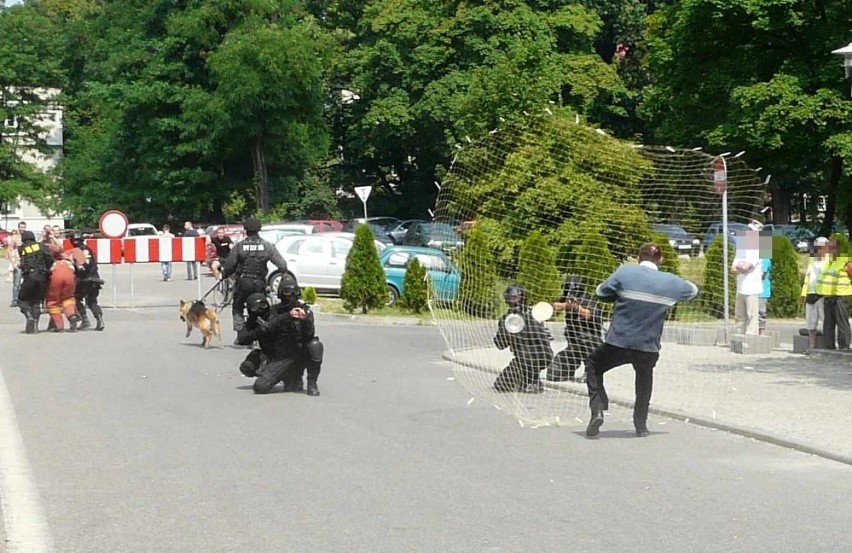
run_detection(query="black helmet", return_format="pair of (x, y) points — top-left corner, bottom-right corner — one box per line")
(70, 233), (85, 247)
(244, 217), (261, 233)
(503, 284), (527, 307)
(246, 293), (270, 314)
(21, 230), (36, 243)
(562, 275), (586, 300)
(277, 273), (301, 304)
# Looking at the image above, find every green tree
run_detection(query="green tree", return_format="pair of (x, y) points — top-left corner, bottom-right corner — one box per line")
(700, 236), (735, 318)
(401, 257), (428, 313)
(767, 236), (800, 319)
(516, 231), (561, 305)
(302, 286), (318, 305)
(455, 225), (499, 318)
(339, 224), (386, 314)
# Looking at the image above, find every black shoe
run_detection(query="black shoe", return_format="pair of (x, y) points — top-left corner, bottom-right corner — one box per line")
(586, 411), (604, 437)
(68, 315), (80, 333)
(95, 316), (105, 331)
(306, 381), (320, 396)
(635, 428), (650, 438)
(25, 317), (35, 334)
(283, 380), (304, 393)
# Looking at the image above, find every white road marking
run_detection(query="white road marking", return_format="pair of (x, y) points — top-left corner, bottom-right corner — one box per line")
(0, 369), (55, 553)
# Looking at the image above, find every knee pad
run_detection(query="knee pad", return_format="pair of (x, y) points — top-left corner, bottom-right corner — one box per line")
(239, 361), (258, 378)
(252, 376), (277, 394)
(306, 337), (324, 363)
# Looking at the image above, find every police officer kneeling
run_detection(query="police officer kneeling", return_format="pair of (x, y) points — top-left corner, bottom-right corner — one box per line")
(277, 274), (323, 396)
(236, 288), (322, 396)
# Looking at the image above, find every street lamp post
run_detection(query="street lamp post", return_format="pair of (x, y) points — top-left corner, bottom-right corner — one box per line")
(831, 42), (852, 97)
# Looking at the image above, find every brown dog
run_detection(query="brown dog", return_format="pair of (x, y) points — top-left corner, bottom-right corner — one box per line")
(179, 299), (223, 348)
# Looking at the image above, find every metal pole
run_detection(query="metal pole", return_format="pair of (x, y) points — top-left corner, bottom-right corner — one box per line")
(197, 262), (202, 300)
(722, 188), (730, 342)
(111, 264), (117, 308)
(362, 199), (368, 220)
(130, 264), (134, 309)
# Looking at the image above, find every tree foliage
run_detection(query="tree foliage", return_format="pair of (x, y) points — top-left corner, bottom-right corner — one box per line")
(401, 256), (428, 314)
(700, 236), (736, 318)
(455, 225), (499, 318)
(767, 235), (800, 319)
(516, 230), (561, 305)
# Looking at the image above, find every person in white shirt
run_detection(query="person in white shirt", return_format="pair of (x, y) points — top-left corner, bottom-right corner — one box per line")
(731, 221), (764, 335)
(801, 237), (830, 350)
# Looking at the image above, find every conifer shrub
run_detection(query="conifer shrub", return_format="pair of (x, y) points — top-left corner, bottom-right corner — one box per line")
(455, 226), (500, 317)
(339, 225), (387, 314)
(516, 231), (561, 304)
(302, 286), (318, 305)
(401, 257), (428, 313)
(767, 235), (801, 318)
(700, 235), (736, 317)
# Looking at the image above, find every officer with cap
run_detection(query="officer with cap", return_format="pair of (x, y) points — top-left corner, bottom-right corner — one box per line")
(276, 273), (323, 396)
(222, 217), (288, 337)
(236, 290), (319, 395)
(16, 230), (54, 333)
(493, 284), (552, 393)
(69, 233), (105, 331)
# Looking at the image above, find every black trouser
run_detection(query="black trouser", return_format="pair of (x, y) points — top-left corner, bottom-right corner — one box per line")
(494, 356), (547, 392)
(549, 335), (598, 380)
(75, 280), (103, 320)
(585, 343), (659, 428)
(18, 273), (48, 320)
(239, 349), (298, 394)
(822, 296), (851, 350)
(232, 276), (266, 330)
(284, 338), (324, 385)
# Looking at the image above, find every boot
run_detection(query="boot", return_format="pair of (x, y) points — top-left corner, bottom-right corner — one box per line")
(95, 315), (105, 331)
(24, 312), (36, 334)
(68, 314), (81, 333)
(79, 313), (92, 330)
(47, 317), (56, 331)
(306, 380), (320, 397)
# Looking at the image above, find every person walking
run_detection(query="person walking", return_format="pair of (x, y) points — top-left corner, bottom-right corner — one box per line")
(801, 237), (829, 351)
(183, 221), (199, 280)
(585, 243), (698, 438)
(160, 224), (174, 281)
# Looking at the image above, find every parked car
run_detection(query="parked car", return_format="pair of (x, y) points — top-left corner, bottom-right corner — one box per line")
(342, 220), (396, 245)
(346, 216), (401, 229)
(259, 222), (314, 245)
(125, 223), (160, 238)
(702, 222), (749, 250)
(266, 233), (385, 293)
(0, 228), (10, 246)
(387, 219), (426, 245)
(304, 219), (344, 233)
(401, 221), (465, 252)
(380, 245), (460, 306)
(652, 224), (700, 257)
(763, 223), (814, 253)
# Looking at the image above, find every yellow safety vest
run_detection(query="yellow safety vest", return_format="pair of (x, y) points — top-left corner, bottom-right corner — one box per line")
(815, 257), (852, 296)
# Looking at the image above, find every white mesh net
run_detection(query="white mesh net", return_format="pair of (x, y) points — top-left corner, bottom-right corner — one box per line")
(428, 107), (777, 428)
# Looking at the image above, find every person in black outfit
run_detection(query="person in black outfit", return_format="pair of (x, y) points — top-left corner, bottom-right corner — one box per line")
(209, 226), (234, 281)
(547, 275), (602, 382)
(276, 274), (323, 396)
(222, 217), (288, 335)
(70, 233), (105, 331)
(17, 230), (54, 334)
(493, 285), (553, 394)
(236, 291), (318, 395)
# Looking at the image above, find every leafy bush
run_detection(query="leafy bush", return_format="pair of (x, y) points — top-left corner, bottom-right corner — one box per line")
(516, 231), (561, 304)
(767, 235), (801, 318)
(652, 232), (681, 320)
(455, 225), (500, 317)
(572, 226), (617, 289)
(700, 235), (735, 318)
(401, 257), (428, 313)
(302, 286), (318, 305)
(339, 225), (387, 314)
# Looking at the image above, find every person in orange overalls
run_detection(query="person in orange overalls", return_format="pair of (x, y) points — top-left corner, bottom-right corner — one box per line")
(44, 236), (82, 332)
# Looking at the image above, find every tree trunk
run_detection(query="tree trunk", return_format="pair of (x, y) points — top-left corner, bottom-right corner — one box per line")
(819, 156), (841, 238)
(251, 138), (270, 215)
(770, 184), (790, 224)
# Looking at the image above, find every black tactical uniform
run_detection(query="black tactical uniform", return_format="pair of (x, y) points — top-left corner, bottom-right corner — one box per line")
(547, 276), (602, 382)
(276, 274), (323, 396)
(236, 292), (318, 394)
(17, 231), (54, 334)
(70, 234), (105, 331)
(493, 285), (553, 393)
(222, 217), (287, 332)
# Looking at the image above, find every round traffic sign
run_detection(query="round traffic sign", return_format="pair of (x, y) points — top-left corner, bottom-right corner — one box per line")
(98, 210), (129, 238)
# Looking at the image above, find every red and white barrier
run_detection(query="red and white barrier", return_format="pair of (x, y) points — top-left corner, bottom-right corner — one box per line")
(123, 237), (207, 264)
(63, 238), (124, 264)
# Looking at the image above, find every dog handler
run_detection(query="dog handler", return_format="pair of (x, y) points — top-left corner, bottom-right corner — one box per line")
(222, 217), (288, 335)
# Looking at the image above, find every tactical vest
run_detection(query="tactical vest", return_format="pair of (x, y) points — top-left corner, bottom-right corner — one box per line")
(19, 242), (50, 275)
(239, 238), (270, 279)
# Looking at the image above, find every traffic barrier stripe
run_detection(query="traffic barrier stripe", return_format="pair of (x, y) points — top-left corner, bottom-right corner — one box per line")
(62, 237), (206, 264)
(62, 238), (123, 264)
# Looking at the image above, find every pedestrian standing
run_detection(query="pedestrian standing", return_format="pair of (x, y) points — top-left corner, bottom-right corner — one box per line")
(801, 237), (829, 351)
(816, 239), (852, 350)
(585, 243), (698, 438)
(160, 224), (174, 281)
(732, 222), (763, 335)
(183, 221), (199, 280)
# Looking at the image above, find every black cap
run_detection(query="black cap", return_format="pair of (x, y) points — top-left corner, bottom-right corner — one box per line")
(244, 217), (261, 233)
(21, 230), (36, 242)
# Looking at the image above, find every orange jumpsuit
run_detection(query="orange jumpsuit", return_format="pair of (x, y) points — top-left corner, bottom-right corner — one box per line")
(46, 258), (78, 329)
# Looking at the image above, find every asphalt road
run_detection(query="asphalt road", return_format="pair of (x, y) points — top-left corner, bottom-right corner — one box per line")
(1, 265), (850, 552)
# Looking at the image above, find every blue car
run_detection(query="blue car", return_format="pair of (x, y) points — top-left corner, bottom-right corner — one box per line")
(702, 222), (749, 250)
(380, 246), (460, 306)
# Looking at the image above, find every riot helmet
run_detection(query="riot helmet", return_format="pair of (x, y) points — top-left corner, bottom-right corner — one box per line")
(244, 217), (262, 235)
(277, 273), (301, 306)
(503, 284), (527, 308)
(70, 233), (85, 248)
(246, 293), (270, 316)
(562, 275), (587, 300)
(20, 230), (36, 243)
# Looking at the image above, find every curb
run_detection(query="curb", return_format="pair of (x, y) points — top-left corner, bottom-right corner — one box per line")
(443, 351), (852, 467)
(318, 312), (434, 326)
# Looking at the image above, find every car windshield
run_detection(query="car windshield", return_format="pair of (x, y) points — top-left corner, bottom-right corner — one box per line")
(127, 227), (156, 237)
(654, 225), (689, 236)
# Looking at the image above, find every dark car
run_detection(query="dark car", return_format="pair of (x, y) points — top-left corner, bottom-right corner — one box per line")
(652, 224), (700, 257)
(763, 224), (815, 253)
(702, 222), (749, 251)
(401, 221), (465, 252)
(387, 219), (426, 245)
(342, 220), (395, 245)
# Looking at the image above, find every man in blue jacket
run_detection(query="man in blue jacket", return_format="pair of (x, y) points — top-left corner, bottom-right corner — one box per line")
(585, 243), (699, 438)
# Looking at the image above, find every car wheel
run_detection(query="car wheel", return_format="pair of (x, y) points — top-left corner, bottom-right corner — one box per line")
(387, 285), (400, 307)
(268, 271), (296, 296)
